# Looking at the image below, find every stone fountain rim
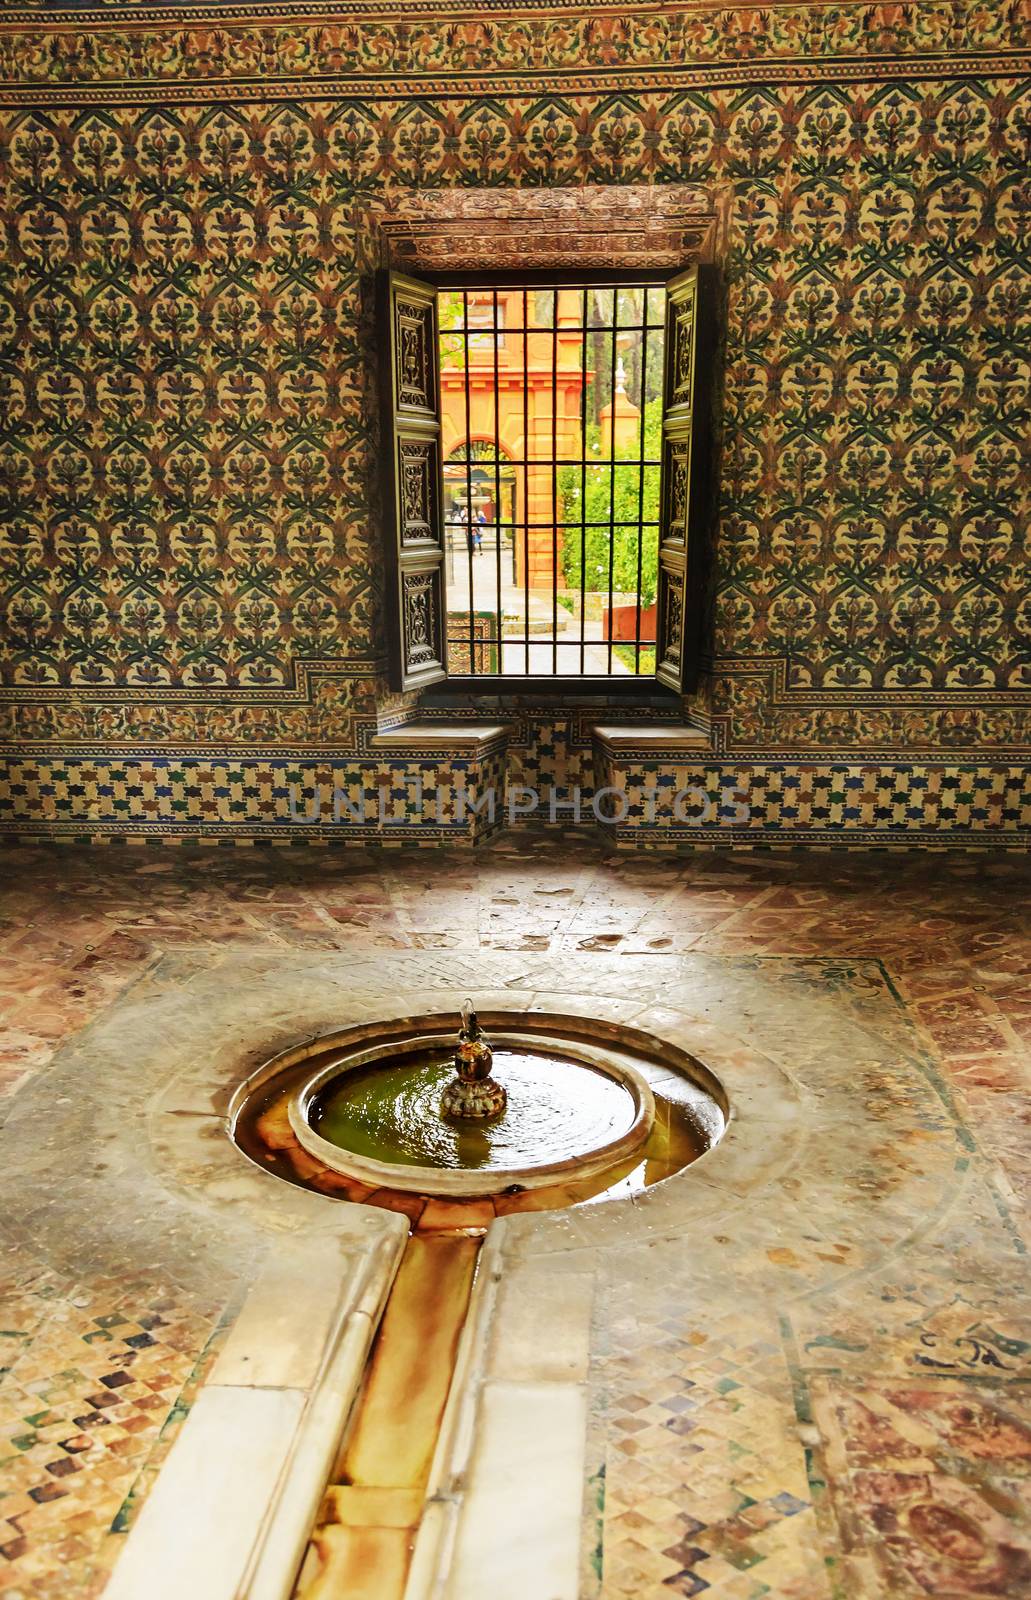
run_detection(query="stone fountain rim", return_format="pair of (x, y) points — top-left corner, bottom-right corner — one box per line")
(285, 1022), (657, 1197)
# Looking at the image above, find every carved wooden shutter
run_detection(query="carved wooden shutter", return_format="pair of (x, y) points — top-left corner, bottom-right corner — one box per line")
(378, 270), (447, 691)
(655, 264), (717, 694)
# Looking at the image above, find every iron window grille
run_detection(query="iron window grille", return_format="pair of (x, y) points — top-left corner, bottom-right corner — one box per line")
(378, 267), (717, 697)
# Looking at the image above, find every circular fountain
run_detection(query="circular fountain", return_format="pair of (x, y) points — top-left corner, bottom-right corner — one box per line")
(232, 1003), (726, 1213)
(288, 1002), (655, 1196)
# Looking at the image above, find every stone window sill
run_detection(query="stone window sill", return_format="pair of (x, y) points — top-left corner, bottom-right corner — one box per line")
(368, 723), (511, 757)
(592, 723), (713, 757)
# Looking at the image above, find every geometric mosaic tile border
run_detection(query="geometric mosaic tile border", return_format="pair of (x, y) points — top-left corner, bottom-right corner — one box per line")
(0, 755), (1026, 847)
(594, 760), (1031, 846)
(0, 754), (505, 845)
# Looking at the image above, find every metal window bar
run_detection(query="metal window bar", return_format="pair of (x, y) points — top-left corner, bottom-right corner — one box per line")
(492, 288), (503, 677)
(579, 283), (588, 676)
(439, 280), (664, 679)
(634, 295), (650, 674)
(606, 294), (617, 675)
(522, 286), (530, 678)
(461, 291), (475, 674)
(551, 288), (558, 676)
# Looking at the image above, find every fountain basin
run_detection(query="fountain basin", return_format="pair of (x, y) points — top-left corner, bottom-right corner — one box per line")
(288, 1025), (655, 1196)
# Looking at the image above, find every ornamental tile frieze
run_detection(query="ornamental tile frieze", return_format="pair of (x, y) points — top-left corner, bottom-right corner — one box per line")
(0, 685), (370, 749)
(0, 6), (1027, 94)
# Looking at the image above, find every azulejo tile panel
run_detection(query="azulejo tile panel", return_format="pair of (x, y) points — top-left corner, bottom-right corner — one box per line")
(0, 755), (508, 841)
(594, 757), (1031, 845)
(0, 12), (1028, 840)
(0, 79), (1027, 710)
(0, 753), (1027, 845)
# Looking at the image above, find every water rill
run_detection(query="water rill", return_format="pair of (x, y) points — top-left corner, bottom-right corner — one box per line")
(291, 1233), (479, 1600)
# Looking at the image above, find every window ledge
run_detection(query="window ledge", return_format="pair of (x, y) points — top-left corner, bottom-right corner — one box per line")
(592, 722), (713, 756)
(369, 722), (512, 756)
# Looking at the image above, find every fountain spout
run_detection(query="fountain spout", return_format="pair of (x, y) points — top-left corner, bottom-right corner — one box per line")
(440, 1000), (508, 1121)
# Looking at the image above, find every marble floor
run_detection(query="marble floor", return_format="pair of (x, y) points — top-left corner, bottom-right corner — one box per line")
(0, 838), (1028, 1599)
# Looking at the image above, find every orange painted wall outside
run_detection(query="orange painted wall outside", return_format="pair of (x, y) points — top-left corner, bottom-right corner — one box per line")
(439, 288), (589, 589)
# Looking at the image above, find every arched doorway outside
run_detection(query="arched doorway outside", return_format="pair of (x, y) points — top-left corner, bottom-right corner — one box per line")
(442, 439), (518, 584)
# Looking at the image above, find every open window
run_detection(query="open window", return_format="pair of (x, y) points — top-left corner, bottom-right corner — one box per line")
(378, 266), (717, 694)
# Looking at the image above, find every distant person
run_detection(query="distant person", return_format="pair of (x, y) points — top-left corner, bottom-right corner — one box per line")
(450, 502), (472, 556)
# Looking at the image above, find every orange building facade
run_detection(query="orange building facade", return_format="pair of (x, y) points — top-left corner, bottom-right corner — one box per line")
(439, 288), (590, 591)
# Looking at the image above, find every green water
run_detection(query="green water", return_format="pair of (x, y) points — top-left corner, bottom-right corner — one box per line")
(311, 1047), (638, 1172)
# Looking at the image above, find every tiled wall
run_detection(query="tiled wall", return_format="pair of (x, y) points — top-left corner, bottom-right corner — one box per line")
(0, 2), (1027, 844)
(1, 746), (1025, 847)
(593, 755), (1030, 848)
(0, 754), (506, 843)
